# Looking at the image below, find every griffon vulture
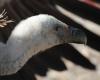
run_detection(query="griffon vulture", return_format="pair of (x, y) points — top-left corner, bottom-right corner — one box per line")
(0, 13), (86, 75)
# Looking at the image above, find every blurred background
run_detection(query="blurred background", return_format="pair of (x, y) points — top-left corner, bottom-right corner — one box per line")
(0, 0), (100, 80)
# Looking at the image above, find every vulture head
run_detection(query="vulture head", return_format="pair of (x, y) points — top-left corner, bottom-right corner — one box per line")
(0, 14), (87, 76)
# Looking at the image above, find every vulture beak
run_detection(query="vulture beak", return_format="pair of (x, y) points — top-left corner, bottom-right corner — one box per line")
(68, 26), (87, 44)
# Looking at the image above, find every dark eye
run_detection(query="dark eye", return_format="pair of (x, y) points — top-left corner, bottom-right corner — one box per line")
(55, 26), (60, 31)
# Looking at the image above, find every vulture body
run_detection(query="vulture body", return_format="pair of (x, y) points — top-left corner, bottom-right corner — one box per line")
(0, 14), (86, 75)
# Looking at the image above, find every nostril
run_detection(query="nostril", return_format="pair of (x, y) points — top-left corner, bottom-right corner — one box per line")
(68, 26), (79, 36)
(73, 30), (82, 36)
(68, 26), (78, 30)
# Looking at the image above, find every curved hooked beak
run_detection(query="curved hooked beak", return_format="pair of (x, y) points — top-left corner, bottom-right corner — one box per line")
(68, 26), (87, 44)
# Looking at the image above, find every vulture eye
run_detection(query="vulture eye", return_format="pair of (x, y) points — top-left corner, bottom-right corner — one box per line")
(55, 26), (60, 31)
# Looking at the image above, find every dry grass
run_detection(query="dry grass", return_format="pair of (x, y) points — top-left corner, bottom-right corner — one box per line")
(0, 9), (13, 28)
